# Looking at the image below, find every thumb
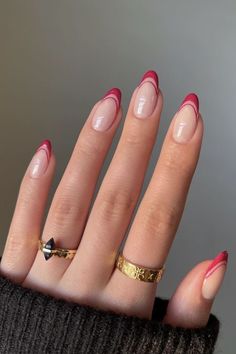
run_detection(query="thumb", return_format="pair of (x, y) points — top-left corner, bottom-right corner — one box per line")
(163, 250), (228, 328)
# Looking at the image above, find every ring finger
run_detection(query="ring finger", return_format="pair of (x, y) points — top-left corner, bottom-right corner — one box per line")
(106, 94), (204, 319)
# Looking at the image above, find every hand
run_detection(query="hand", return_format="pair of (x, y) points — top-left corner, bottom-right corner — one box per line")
(0, 70), (227, 328)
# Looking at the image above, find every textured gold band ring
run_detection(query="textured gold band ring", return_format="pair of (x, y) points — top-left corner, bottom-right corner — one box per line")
(38, 238), (165, 283)
(38, 237), (77, 261)
(116, 253), (165, 283)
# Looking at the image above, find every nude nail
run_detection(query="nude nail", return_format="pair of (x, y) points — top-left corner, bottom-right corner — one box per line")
(29, 140), (52, 178)
(133, 70), (159, 119)
(202, 250), (228, 300)
(91, 88), (121, 132)
(173, 93), (199, 143)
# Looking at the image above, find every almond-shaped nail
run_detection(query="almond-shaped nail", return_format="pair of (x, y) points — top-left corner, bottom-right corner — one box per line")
(91, 88), (121, 132)
(202, 250), (228, 300)
(29, 139), (52, 178)
(173, 93), (199, 143)
(133, 70), (159, 119)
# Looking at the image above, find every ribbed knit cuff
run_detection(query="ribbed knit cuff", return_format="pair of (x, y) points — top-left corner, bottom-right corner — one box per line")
(0, 275), (219, 354)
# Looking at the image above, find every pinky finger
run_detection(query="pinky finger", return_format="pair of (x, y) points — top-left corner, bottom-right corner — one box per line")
(163, 251), (228, 328)
(0, 140), (55, 283)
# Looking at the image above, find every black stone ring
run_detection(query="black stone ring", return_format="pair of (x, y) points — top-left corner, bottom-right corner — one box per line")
(38, 238), (77, 261)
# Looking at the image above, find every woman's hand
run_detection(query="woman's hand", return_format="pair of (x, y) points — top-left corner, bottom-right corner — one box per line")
(0, 70), (227, 329)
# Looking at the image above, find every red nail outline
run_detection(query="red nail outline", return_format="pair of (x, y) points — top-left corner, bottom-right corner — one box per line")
(138, 70), (159, 95)
(35, 139), (52, 162)
(178, 93), (199, 117)
(101, 87), (122, 114)
(205, 250), (228, 279)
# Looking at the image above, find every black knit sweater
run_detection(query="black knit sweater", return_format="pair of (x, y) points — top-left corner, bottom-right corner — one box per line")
(0, 262), (219, 353)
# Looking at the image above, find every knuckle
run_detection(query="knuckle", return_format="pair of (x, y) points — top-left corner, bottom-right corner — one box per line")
(76, 134), (103, 159)
(161, 148), (190, 176)
(142, 203), (178, 237)
(51, 195), (85, 226)
(18, 183), (35, 209)
(99, 190), (136, 222)
(122, 130), (145, 147)
(6, 232), (26, 256)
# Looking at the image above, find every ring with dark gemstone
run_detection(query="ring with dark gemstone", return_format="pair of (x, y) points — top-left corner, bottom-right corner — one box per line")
(42, 237), (55, 261)
(38, 238), (77, 261)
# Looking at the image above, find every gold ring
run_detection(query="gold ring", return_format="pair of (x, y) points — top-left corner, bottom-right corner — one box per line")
(38, 237), (77, 261)
(116, 253), (165, 283)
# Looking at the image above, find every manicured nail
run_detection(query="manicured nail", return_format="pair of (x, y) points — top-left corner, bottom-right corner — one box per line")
(133, 70), (159, 119)
(173, 93), (199, 143)
(202, 250), (228, 300)
(91, 88), (121, 132)
(29, 139), (52, 178)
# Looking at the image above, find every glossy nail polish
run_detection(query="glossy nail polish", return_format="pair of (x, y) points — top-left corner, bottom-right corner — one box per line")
(29, 139), (52, 178)
(202, 250), (228, 300)
(91, 88), (121, 132)
(133, 70), (159, 119)
(173, 93), (199, 143)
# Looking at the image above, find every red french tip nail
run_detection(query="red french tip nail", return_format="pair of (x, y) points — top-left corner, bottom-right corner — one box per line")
(139, 70), (159, 88)
(102, 87), (122, 107)
(205, 250), (228, 278)
(36, 139), (52, 160)
(180, 93), (199, 115)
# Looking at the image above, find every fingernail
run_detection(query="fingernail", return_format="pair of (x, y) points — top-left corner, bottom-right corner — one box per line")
(133, 70), (159, 119)
(202, 250), (228, 300)
(29, 139), (52, 178)
(91, 88), (121, 131)
(173, 93), (199, 143)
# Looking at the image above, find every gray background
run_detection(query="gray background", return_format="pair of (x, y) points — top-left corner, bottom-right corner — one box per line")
(0, 1), (235, 352)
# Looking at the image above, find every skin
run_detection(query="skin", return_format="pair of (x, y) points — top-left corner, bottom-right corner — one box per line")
(0, 75), (220, 328)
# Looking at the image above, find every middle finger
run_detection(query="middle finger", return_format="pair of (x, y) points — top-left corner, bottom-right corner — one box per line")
(64, 70), (163, 291)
